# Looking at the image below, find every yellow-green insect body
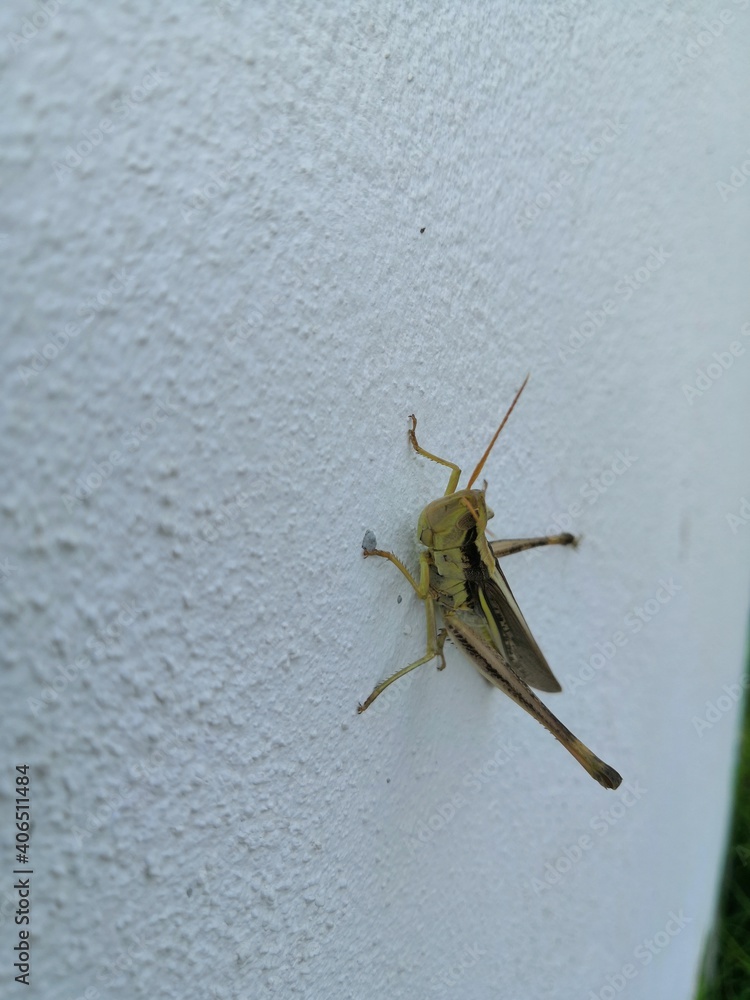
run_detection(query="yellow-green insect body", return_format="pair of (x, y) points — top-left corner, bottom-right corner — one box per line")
(359, 377), (622, 791)
(418, 489), (492, 609)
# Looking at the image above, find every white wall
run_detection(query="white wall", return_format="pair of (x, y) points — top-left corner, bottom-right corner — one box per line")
(2, 3), (750, 998)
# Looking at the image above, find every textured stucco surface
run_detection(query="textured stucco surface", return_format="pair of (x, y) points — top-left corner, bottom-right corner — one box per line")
(2, 3), (750, 998)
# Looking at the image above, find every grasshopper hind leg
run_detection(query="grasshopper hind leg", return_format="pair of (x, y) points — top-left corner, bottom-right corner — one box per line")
(489, 533), (579, 558)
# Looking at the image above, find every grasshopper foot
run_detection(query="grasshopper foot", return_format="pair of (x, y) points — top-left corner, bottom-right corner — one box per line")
(362, 529), (377, 555)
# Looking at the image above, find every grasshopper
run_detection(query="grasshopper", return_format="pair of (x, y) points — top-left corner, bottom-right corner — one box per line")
(358, 375), (622, 790)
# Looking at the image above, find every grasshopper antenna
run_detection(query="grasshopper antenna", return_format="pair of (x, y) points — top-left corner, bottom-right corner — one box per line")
(466, 373), (530, 488)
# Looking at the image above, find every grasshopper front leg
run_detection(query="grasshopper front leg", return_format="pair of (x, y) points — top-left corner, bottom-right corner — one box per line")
(358, 546), (446, 713)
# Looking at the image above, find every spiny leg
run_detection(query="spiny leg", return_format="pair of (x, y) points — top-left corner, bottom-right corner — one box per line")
(358, 600), (446, 713)
(359, 547), (446, 712)
(408, 414), (462, 496)
(489, 533), (579, 559)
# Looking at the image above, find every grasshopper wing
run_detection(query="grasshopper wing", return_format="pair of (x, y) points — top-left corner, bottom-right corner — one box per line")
(475, 564), (563, 693)
(443, 614), (621, 789)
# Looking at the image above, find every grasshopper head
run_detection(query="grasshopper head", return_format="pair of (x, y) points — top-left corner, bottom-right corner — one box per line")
(417, 488), (494, 550)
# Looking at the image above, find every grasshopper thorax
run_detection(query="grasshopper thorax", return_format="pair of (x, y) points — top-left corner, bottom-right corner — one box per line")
(417, 488), (494, 551)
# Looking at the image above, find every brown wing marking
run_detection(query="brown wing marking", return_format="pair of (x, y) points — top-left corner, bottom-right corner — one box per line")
(476, 565), (562, 693)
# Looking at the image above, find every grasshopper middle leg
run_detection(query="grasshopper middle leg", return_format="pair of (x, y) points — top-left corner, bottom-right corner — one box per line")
(358, 547), (446, 713)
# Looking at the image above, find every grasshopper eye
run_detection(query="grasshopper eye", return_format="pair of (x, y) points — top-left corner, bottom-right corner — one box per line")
(486, 506), (494, 520)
